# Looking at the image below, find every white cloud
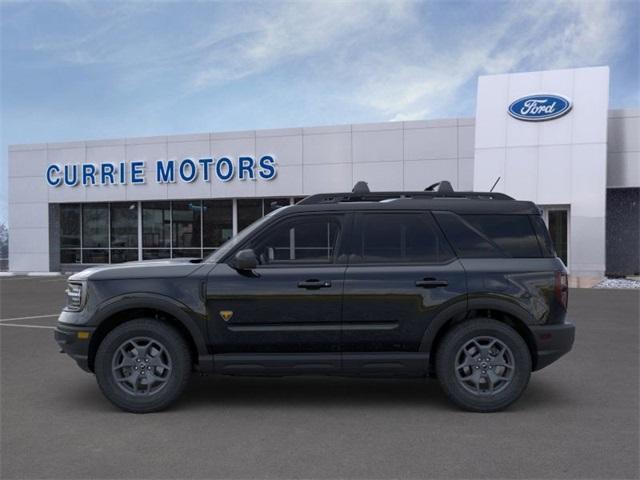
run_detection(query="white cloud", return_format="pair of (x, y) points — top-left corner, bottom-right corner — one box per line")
(349, 0), (626, 121)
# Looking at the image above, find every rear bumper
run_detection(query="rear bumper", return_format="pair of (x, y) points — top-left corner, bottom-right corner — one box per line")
(54, 323), (95, 373)
(530, 321), (575, 371)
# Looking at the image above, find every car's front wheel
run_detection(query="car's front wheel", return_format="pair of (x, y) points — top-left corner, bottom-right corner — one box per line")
(435, 318), (531, 412)
(95, 319), (192, 413)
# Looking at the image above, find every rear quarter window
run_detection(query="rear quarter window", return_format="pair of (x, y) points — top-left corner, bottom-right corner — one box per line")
(434, 212), (543, 258)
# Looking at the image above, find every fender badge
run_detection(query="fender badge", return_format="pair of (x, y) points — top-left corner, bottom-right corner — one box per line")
(219, 310), (233, 322)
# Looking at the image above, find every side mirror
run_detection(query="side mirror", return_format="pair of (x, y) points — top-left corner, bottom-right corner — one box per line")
(233, 249), (258, 271)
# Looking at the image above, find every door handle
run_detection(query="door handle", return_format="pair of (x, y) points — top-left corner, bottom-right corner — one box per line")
(415, 278), (448, 288)
(298, 279), (332, 289)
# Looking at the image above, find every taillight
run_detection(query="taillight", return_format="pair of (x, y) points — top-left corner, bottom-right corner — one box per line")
(555, 271), (568, 309)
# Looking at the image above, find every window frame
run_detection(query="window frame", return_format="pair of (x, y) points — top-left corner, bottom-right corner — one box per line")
(348, 210), (457, 267)
(223, 211), (351, 269)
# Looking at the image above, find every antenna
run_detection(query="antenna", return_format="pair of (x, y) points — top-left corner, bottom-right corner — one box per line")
(489, 176), (501, 193)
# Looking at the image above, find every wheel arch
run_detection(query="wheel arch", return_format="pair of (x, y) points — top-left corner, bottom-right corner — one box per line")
(421, 297), (539, 373)
(87, 294), (208, 372)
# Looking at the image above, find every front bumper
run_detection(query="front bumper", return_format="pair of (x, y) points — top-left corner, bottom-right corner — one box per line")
(54, 323), (95, 373)
(530, 320), (575, 371)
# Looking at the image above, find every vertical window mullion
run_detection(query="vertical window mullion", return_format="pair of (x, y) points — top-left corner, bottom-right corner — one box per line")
(107, 202), (111, 264)
(80, 204), (83, 264)
(200, 200), (204, 258)
(137, 201), (142, 261)
(232, 199), (238, 236)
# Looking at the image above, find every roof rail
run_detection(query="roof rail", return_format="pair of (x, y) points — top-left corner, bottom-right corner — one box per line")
(297, 180), (513, 205)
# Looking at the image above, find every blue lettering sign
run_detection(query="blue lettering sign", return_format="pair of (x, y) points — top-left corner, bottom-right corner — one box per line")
(215, 157), (234, 182)
(46, 164), (61, 187)
(258, 156), (277, 180)
(179, 159), (197, 183)
(45, 155), (277, 187)
(156, 160), (175, 183)
(130, 161), (145, 184)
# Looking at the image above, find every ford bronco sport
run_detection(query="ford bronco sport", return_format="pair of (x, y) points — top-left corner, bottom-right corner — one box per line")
(55, 181), (574, 413)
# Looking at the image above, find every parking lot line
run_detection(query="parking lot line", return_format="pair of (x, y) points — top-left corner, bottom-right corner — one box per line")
(0, 314), (59, 322)
(0, 323), (55, 329)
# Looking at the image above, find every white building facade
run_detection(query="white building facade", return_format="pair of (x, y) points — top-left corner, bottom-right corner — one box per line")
(7, 66), (640, 282)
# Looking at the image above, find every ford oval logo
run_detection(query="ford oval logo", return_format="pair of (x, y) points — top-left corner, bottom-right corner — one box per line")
(508, 94), (572, 121)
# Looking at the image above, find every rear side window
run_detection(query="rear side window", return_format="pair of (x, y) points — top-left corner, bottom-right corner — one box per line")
(434, 212), (543, 258)
(352, 212), (454, 264)
(530, 215), (556, 257)
(462, 214), (542, 257)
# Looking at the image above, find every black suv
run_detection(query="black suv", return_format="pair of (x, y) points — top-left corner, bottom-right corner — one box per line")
(55, 181), (574, 413)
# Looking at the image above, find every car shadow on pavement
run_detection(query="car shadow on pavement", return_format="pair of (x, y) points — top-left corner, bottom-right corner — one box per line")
(59, 373), (569, 413)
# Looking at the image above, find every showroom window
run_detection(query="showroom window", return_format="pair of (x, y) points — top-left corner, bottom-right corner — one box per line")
(203, 199), (233, 257)
(111, 203), (139, 263)
(82, 203), (109, 263)
(60, 204), (81, 263)
(59, 197), (300, 265)
(142, 201), (171, 260)
(172, 201), (202, 258)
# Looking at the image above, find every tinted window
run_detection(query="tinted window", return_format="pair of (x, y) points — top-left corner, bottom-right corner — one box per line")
(251, 215), (342, 265)
(530, 215), (556, 258)
(82, 204), (108, 248)
(434, 212), (499, 258)
(461, 215), (542, 258)
(237, 199), (263, 231)
(435, 212), (543, 258)
(203, 200), (233, 249)
(354, 213), (454, 264)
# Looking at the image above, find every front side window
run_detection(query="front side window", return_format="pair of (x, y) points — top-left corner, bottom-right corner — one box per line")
(353, 212), (454, 264)
(249, 214), (342, 265)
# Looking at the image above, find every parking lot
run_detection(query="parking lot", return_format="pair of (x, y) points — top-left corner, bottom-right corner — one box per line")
(1, 276), (638, 479)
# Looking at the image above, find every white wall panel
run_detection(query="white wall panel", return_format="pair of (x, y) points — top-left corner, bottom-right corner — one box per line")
(9, 253), (51, 273)
(404, 159), (458, 191)
(303, 132), (351, 165)
(572, 67), (610, 144)
(352, 129), (403, 163)
(404, 127), (458, 160)
(537, 145), (572, 204)
(303, 163), (353, 193)
(352, 161), (403, 191)
(504, 147), (538, 201)
(8, 148), (47, 178)
(256, 135), (302, 166)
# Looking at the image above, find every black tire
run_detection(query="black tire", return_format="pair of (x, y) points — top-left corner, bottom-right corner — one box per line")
(95, 319), (192, 413)
(435, 318), (531, 412)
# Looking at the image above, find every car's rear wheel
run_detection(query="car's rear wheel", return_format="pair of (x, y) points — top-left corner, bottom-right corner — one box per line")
(435, 318), (531, 412)
(95, 319), (191, 413)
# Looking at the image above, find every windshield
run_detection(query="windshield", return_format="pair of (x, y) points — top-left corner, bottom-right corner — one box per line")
(204, 206), (290, 264)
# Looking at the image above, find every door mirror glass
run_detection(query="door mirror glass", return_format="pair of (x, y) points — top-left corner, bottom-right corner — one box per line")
(233, 249), (258, 271)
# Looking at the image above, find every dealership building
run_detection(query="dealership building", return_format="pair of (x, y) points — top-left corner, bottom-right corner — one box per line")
(7, 66), (640, 282)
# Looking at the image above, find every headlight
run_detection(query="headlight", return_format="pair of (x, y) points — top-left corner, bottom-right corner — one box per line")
(65, 282), (86, 311)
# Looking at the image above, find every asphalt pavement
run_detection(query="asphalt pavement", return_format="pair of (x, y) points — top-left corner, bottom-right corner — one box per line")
(1, 276), (638, 479)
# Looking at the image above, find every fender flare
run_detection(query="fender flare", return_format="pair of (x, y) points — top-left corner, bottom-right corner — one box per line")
(419, 298), (468, 353)
(90, 293), (209, 358)
(419, 295), (536, 353)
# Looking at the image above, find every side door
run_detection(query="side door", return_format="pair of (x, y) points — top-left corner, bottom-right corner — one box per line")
(206, 212), (349, 364)
(341, 211), (466, 374)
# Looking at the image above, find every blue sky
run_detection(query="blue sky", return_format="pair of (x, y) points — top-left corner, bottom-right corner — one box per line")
(1, 0), (638, 225)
